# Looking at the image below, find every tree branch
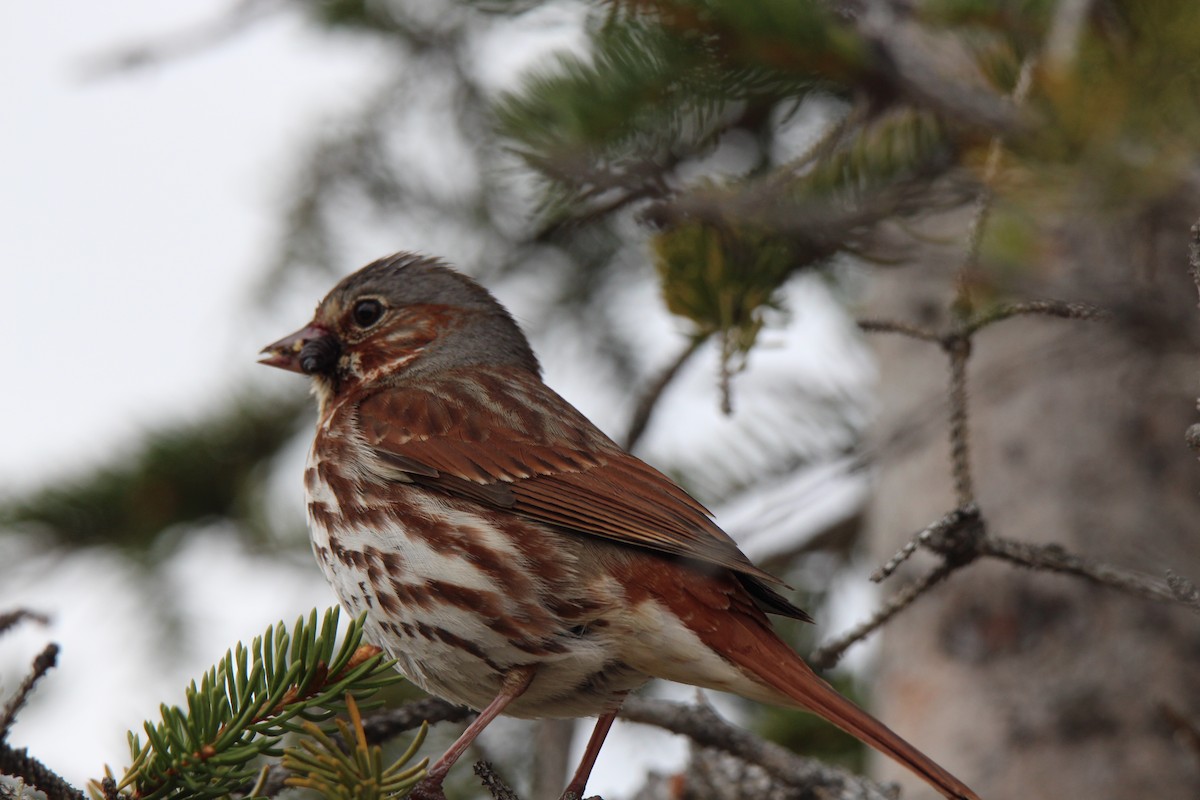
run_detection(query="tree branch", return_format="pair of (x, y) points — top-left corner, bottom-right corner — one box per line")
(474, 761), (521, 800)
(0, 644), (58, 742)
(79, 0), (285, 78)
(250, 697), (475, 797)
(815, 505), (1200, 668)
(623, 335), (708, 450)
(0, 743), (83, 800)
(618, 695), (895, 800)
(810, 562), (956, 669)
(979, 536), (1200, 611)
(0, 609), (49, 638)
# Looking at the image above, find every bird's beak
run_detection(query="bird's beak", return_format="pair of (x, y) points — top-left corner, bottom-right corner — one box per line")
(259, 323), (331, 374)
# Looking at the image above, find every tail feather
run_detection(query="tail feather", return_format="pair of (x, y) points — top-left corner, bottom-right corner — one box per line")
(732, 630), (982, 800)
(632, 556), (983, 799)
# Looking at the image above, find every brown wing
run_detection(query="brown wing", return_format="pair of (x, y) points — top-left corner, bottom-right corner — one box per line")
(355, 372), (810, 621)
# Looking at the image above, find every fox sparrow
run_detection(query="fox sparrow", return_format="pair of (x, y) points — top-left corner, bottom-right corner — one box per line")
(260, 252), (980, 800)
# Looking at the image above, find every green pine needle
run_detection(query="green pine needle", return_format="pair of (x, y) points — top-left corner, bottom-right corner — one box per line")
(97, 608), (405, 800)
(283, 694), (428, 799)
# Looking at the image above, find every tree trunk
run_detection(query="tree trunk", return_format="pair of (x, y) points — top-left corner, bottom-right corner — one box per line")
(862, 205), (1200, 798)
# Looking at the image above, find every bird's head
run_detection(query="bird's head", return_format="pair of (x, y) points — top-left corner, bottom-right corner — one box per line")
(259, 252), (539, 409)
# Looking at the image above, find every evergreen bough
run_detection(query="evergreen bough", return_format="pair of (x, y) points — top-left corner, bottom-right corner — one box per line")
(100, 608), (409, 799)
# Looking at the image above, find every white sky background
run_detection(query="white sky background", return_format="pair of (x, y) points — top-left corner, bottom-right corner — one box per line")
(1, 1), (875, 793)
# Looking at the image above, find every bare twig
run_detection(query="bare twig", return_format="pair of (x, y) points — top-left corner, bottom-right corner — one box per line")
(843, 295), (1113, 665)
(961, 56), (1038, 277)
(623, 335), (708, 450)
(810, 562), (956, 669)
(941, 54), (1039, 508)
(360, 696), (475, 742)
(857, 318), (941, 342)
(963, 300), (1111, 334)
(944, 336), (975, 505)
(1186, 424), (1200, 455)
(79, 0), (285, 78)
(532, 178), (669, 243)
(0, 644), (59, 742)
(99, 776), (120, 800)
(618, 696), (894, 800)
(980, 537), (1200, 611)
(872, 504), (982, 582)
(824, 501), (1199, 667)
(0, 609), (49, 638)
(1167, 571), (1200, 614)
(474, 761), (521, 800)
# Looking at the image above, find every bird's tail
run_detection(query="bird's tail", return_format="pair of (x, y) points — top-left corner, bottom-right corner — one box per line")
(732, 629), (982, 800)
(630, 559), (982, 799)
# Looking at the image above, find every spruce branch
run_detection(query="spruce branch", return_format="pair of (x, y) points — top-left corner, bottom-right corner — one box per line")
(282, 694), (426, 799)
(234, 697), (474, 797)
(105, 608), (404, 800)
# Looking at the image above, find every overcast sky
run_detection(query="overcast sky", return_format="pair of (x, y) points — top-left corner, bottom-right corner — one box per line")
(1, 1), (389, 490)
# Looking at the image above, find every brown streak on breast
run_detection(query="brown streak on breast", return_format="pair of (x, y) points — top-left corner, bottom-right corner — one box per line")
(365, 545), (406, 576)
(376, 590), (401, 615)
(455, 527), (538, 597)
(427, 579), (503, 618)
(316, 459), (359, 501)
(390, 577), (434, 609)
(428, 626), (504, 672)
(509, 636), (568, 656)
(308, 501), (338, 530)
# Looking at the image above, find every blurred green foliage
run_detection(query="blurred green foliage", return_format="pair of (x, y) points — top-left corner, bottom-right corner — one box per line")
(1, 393), (309, 551)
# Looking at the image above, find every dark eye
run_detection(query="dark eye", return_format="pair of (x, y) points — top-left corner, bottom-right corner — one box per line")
(352, 299), (384, 328)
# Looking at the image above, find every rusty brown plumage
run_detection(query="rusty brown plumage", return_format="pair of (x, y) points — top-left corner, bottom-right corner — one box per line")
(260, 252), (982, 800)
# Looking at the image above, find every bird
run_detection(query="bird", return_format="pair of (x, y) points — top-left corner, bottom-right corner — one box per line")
(260, 251), (981, 800)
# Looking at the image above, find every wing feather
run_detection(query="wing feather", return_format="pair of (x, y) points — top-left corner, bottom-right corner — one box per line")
(355, 372), (810, 620)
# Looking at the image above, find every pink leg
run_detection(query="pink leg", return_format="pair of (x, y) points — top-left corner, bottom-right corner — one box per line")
(411, 666), (537, 800)
(560, 697), (625, 800)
